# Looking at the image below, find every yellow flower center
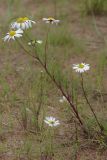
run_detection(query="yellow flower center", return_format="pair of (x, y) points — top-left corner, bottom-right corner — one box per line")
(23, 17), (29, 21)
(50, 121), (54, 124)
(79, 63), (84, 68)
(9, 30), (16, 37)
(48, 17), (55, 21)
(17, 17), (29, 23)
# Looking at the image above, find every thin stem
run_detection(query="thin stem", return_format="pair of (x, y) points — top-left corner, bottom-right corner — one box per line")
(36, 71), (44, 131)
(44, 24), (51, 67)
(80, 74), (104, 132)
(75, 98), (79, 142)
(74, 119), (78, 142)
(49, 128), (54, 155)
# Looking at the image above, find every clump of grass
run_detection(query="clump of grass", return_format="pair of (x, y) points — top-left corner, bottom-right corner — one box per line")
(95, 53), (107, 92)
(52, 35), (73, 47)
(49, 28), (85, 56)
(49, 30), (76, 47)
(84, 0), (106, 15)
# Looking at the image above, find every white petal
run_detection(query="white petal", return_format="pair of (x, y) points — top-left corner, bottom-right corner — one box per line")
(15, 34), (22, 37)
(27, 21), (32, 28)
(21, 23), (25, 30)
(12, 36), (15, 40)
(48, 124), (53, 127)
(59, 99), (64, 103)
(54, 20), (60, 24)
(42, 18), (48, 21)
(45, 21), (50, 24)
(16, 23), (20, 29)
(28, 42), (31, 45)
(16, 29), (23, 34)
(37, 40), (42, 44)
(3, 35), (10, 41)
(31, 20), (36, 24)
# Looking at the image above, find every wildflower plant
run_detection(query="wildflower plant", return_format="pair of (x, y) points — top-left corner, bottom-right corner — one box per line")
(43, 116), (60, 157)
(3, 15), (104, 135)
(3, 16), (87, 134)
(72, 62), (104, 132)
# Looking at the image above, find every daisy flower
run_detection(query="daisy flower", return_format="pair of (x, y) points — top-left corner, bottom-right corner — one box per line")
(11, 17), (36, 30)
(44, 116), (60, 127)
(72, 63), (90, 73)
(3, 29), (23, 42)
(59, 96), (67, 103)
(42, 17), (60, 24)
(28, 40), (43, 46)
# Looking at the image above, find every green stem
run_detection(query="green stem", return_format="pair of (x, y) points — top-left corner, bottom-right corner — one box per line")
(44, 24), (51, 67)
(36, 71), (44, 131)
(80, 73), (104, 132)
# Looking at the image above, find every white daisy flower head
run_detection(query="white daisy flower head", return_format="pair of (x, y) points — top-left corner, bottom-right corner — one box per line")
(11, 17), (36, 30)
(59, 96), (67, 103)
(72, 63), (90, 73)
(28, 40), (43, 46)
(42, 17), (60, 24)
(3, 29), (23, 42)
(44, 116), (60, 127)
